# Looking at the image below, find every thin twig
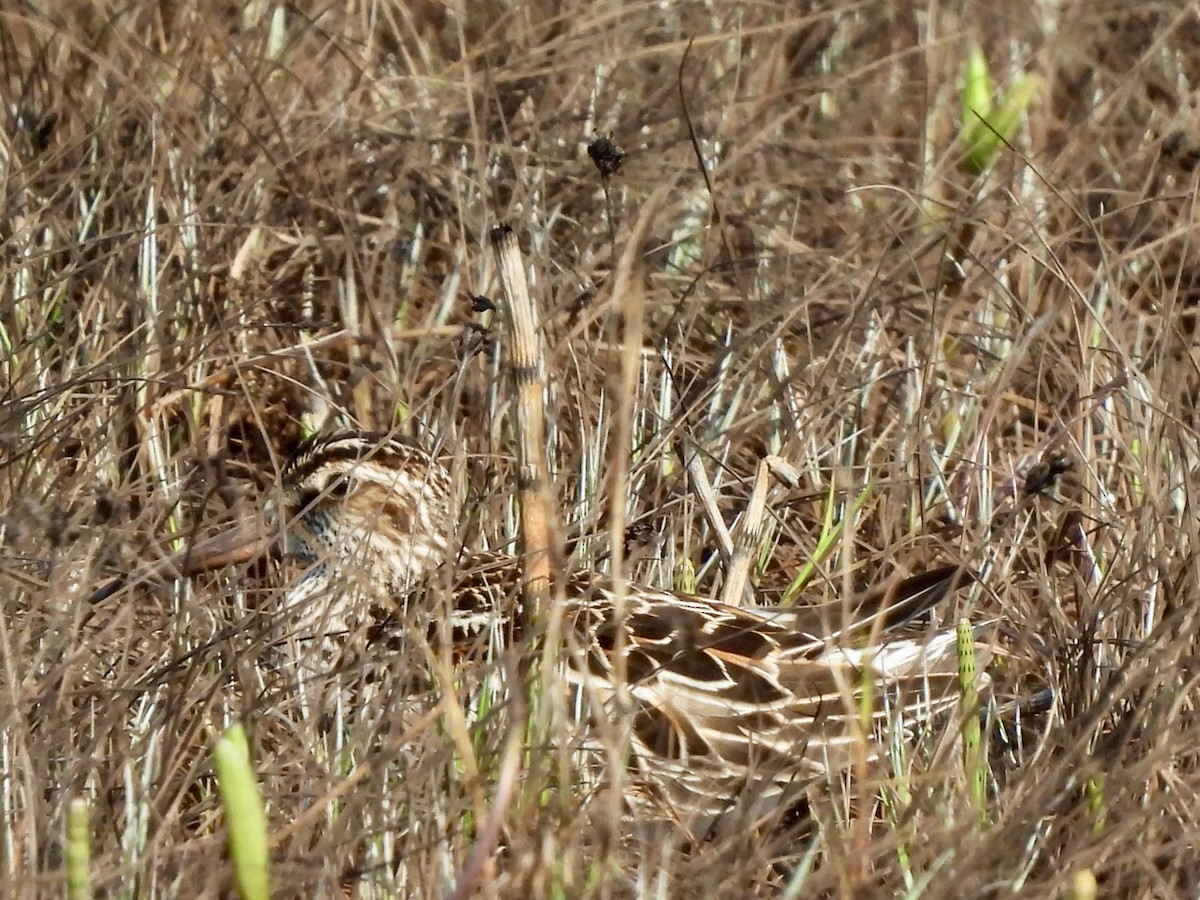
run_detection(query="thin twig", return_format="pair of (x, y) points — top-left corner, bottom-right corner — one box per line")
(678, 434), (735, 565)
(147, 325), (464, 416)
(448, 654), (528, 900)
(267, 703), (443, 849)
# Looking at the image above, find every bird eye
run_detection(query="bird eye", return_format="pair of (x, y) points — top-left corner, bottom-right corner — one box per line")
(326, 475), (353, 499)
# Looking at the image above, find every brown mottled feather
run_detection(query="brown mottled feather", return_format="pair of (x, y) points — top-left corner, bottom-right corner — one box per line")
(268, 432), (985, 825)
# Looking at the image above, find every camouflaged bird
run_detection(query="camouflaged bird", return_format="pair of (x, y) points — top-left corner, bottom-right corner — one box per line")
(201, 431), (984, 829)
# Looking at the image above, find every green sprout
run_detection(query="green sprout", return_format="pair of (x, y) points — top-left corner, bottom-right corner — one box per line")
(960, 47), (1041, 175)
(65, 798), (91, 900)
(674, 557), (697, 594)
(214, 724), (270, 900)
(957, 618), (987, 819)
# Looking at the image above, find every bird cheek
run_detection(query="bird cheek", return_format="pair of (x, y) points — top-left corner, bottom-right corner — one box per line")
(284, 516), (319, 563)
(287, 535), (318, 563)
(262, 497), (305, 559)
(382, 497), (412, 532)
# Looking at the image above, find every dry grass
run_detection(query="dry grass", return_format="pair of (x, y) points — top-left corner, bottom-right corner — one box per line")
(4, 1), (1200, 897)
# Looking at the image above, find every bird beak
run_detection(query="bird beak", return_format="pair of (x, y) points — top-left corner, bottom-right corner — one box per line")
(86, 513), (281, 606)
(175, 523), (276, 575)
(178, 498), (285, 574)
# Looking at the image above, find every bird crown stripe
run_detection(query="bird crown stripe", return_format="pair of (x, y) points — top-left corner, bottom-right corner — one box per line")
(287, 432), (424, 474)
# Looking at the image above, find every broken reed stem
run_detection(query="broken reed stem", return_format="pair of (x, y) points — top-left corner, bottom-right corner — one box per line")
(489, 225), (560, 616)
(720, 462), (769, 607)
(720, 454), (799, 607)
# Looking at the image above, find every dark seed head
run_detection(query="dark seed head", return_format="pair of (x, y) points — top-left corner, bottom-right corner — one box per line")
(588, 135), (626, 179)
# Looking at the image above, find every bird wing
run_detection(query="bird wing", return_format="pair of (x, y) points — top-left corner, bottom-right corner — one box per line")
(422, 554), (978, 815)
(559, 567), (975, 789)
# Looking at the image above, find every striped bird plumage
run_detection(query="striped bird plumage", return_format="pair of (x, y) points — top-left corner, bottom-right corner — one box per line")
(270, 431), (982, 825)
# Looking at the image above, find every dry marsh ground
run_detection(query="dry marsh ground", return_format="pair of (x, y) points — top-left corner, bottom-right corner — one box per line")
(3, 2), (1200, 897)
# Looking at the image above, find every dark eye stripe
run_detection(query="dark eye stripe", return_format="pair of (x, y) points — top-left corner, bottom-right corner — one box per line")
(296, 488), (322, 511)
(292, 472), (353, 512)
